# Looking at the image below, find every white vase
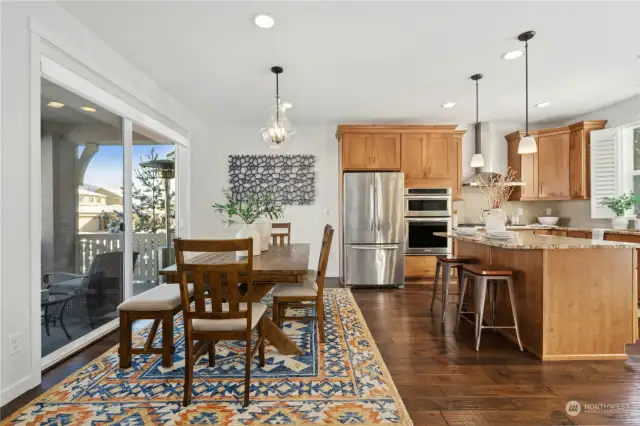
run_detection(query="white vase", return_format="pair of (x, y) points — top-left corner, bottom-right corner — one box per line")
(235, 224), (261, 259)
(484, 209), (507, 232)
(611, 217), (629, 230)
(254, 220), (272, 251)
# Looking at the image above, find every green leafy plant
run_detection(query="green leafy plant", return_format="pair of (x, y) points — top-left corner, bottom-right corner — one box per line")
(600, 192), (638, 216)
(212, 189), (284, 225)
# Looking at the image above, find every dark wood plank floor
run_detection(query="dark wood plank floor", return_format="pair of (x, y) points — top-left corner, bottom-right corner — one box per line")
(3, 283), (640, 425)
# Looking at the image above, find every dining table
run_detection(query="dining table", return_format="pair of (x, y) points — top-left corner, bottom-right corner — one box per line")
(159, 243), (310, 355)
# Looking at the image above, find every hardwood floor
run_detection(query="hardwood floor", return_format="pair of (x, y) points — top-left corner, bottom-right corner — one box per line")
(3, 282), (640, 425)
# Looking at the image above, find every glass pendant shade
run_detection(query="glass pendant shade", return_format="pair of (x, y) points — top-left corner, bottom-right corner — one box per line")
(260, 100), (295, 149)
(518, 134), (537, 154)
(470, 153), (485, 168)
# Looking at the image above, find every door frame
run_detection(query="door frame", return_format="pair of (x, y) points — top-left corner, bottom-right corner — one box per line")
(30, 31), (189, 372)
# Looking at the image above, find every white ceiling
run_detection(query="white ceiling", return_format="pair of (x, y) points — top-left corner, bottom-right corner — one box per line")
(59, 1), (640, 127)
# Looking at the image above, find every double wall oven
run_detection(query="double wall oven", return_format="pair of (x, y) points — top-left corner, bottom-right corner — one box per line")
(404, 188), (452, 255)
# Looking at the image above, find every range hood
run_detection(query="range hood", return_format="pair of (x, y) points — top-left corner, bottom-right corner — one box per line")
(462, 122), (525, 187)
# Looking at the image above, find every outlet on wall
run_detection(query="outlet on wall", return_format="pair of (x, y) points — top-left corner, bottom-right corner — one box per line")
(9, 332), (22, 355)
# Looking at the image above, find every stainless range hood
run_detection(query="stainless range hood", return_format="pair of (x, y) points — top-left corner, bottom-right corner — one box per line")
(462, 122), (525, 187)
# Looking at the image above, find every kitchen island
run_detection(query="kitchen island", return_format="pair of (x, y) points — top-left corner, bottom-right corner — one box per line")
(436, 232), (639, 361)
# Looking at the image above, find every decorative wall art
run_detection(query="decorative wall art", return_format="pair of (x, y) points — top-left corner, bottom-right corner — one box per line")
(228, 154), (316, 205)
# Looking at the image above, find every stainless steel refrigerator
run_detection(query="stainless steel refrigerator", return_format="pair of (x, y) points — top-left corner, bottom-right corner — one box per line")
(343, 172), (404, 287)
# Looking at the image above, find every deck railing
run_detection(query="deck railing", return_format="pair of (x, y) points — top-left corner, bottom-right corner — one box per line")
(76, 232), (169, 283)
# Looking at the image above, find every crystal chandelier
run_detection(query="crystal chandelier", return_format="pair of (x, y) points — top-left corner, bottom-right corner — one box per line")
(261, 66), (295, 149)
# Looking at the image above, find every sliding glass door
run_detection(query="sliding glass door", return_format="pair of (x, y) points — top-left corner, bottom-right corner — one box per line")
(39, 59), (186, 366)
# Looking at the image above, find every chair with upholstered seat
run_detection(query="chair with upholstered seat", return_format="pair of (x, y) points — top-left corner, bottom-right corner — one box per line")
(174, 237), (266, 407)
(272, 225), (333, 343)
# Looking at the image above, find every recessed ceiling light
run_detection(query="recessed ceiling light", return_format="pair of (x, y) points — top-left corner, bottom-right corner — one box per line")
(535, 102), (551, 108)
(502, 50), (524, 60)
(441, 102), (456, 108)
(47, 101), (65, 108)
(254, 14), (275, 29)
(81, 106), (97, 112)
(281, 102), (292, 109)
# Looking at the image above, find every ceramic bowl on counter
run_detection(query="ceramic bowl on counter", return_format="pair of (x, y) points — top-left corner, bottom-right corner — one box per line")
(485, 230), (516, 239)
(538, 216), (559, 226)
(454, 227), (478, 236)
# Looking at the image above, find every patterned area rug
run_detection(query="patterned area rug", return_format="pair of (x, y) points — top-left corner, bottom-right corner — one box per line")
(2, 288), (412, 425)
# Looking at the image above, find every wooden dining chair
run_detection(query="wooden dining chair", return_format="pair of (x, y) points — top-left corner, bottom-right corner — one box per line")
(174, 238), (266, 407)
(271, 222), (291, 245)
(271, 225), (334, 343)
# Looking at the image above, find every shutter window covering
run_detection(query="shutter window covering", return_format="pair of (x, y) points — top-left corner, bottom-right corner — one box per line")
(590, 128), (621, 219)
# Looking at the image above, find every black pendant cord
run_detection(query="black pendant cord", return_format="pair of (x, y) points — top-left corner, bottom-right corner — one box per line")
(476, 78), (479, 125)
(276, 73), (280, 123)
(525, 39), (529, 136)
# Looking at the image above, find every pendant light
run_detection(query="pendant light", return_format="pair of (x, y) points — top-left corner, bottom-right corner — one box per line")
(260, 66), (295, 149)
(470, 73), (485, 168)
(517, 31), (537, 154)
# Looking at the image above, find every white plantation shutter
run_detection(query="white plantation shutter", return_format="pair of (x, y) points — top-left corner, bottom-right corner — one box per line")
(590, 128), (623, 219)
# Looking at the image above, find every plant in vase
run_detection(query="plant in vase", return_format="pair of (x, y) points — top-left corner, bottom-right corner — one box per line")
(212, 189), (284, 257)
(479, 168), (517, 230)
(600, 192), (638, 229)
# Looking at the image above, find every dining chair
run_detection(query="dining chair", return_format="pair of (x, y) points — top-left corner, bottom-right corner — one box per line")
(271, 224), (333, 343)
(174, 238), (266, 407)
(271, 222), (291, 245)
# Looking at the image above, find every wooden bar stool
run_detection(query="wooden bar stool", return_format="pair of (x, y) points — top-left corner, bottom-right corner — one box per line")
(429, 255), (475, 322)
(455, 264), (523, 352)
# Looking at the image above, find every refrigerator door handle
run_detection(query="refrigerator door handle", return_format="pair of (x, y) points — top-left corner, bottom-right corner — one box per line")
(376, 182), (382, 231)
(348, 245), (399, 250)
(369, 184), (375, 231)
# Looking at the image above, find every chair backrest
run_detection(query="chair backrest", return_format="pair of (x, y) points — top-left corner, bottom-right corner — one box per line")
(271, 222), (291, 245)
(173, 238), (254, 331)
(88, 251), (140, 277)
(314, 225), (334, 294)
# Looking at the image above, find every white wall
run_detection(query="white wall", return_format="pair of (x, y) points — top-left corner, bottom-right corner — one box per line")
(190, 125), (339, 276)
(1, 0), (203, 404)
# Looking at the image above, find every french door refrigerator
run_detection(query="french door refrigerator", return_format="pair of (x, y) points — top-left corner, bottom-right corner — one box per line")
(343, 172), (404, 287)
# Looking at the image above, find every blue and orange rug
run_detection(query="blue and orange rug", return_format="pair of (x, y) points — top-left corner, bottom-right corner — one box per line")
(2, 288), (412, 425)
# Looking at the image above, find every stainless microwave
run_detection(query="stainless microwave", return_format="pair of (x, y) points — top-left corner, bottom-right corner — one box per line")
(404, 188), (452, 217)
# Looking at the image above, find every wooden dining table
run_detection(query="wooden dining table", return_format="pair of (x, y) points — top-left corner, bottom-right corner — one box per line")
(159, 243), (310, 355)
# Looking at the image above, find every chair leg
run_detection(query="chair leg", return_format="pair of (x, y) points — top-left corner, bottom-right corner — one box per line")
(244, 336), (252, 407)
(441, 263), (452, 322)
(506, 277), (524, 351)
(429, 260), (441, 314)
(272, 297), (279, 326)
(119, 311), (132, 368)
(317, 296), (325, 344)
(183, 324), (194, 407)
(454, 273), (468, 334)
(208, 341), (216, 367)
(279, 302), (286, 328)
(475, 277), (488, 351)
(258, 318), (266, 367)
(162, 311), (174, 368)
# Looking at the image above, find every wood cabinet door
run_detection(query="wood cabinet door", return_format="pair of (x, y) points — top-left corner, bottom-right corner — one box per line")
(370, 134), (401, 170)
(507, 139), (523, 200)
(342, 134), (372, 170)
(569, 128), (587, 199)
(520, 152), (539, 199)
(538, 132), (570, 198)
(401, 134), (427, 179)
(425, 133), (456, 179)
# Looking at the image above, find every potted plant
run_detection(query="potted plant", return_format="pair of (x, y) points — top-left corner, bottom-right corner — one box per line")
(600, 192), (637, 229)
(212, 189), (284, 257)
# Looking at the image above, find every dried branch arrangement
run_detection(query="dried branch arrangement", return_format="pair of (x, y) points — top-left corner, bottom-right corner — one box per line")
(480, 168), (517, 209)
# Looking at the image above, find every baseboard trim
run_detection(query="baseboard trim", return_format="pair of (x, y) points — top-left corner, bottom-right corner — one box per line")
(2, 374), (39, 405)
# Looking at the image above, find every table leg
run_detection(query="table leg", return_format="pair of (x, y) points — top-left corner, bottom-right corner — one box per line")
(58, 313), (72, 340)
(263, 317), (303, 355)
(44, 307), (51, 337)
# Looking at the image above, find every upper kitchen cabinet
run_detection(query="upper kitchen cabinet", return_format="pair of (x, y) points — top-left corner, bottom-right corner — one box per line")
(337, 125), (465, 198)
(340, 132), (400, 170)
(505, 120), (606, 201)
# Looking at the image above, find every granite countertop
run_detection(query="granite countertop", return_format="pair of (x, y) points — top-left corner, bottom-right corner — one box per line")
(435, 232), (640, 250)
(457, 224), (640, 236)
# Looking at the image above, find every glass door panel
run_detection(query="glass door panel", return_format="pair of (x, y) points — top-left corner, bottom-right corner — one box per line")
(41, 77), (124, 357)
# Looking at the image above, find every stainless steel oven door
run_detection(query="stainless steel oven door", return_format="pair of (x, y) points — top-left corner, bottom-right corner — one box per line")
(404, 217), (452, 254)
(404, 196), (452, 217)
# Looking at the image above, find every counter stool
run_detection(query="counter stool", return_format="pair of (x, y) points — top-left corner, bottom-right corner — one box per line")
(455, 264), (523, 352)
(429, 255), (475, 322)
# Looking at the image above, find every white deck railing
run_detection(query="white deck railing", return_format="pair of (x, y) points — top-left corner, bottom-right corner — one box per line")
(76, 232), (169, 283)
